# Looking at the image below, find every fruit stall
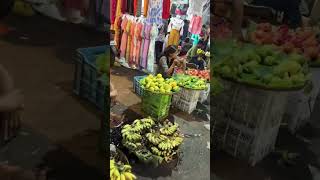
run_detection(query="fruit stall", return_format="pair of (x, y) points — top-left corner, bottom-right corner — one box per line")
(212, 20), (320, 165)
(110, 68), (218, 179)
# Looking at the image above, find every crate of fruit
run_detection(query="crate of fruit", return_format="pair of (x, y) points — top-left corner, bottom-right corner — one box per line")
(133, 76), (147, 97)
(140, 74), (180, 120)
(73, 45), (108, 111)
(172, 75), (208, 114)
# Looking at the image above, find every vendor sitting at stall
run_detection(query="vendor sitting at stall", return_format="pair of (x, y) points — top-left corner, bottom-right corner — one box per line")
(189, 49), (207, 70)
(158, 45), (186, 78)
(186, 39), (206, 61)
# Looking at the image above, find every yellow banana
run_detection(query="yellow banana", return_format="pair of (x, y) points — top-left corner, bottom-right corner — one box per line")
(120, 174), (126, 180)
(113, 168), (120, 179)
(123, 172), (137, 180)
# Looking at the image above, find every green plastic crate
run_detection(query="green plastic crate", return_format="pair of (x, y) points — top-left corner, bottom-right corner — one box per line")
(142, 90), (172, 120)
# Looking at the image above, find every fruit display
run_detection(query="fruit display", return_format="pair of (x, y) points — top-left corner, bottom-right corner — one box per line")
(173, 74), (208, 90)
(139, 74), (180, 94)
(110, 159), (137, 180)
(249, 23), (320, 65)
(213, 41), (310, 89)
(121, 118), (183, 166)
(184, 69), (210, 81)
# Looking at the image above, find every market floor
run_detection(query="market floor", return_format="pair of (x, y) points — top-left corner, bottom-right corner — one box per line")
(111, 67), (211, 180)
(0, 14), (105, 179)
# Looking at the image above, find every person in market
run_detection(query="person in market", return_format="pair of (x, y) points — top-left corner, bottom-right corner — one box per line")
(179, 37), (193, 57)
(157, 45), (186, 78)
(189, 49), (207, 70)
(186, 39), (207, 61)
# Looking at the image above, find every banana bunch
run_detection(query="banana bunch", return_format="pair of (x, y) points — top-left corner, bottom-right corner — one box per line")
(170, 136), (183, 147)
(158, 139), (175, 151)
(150, 147), (172, 157)
(146, 132), (167, 145)
(122, 140), (142, 150)
(121, 124), (142, 142)
(159, 123), (178, 136)
(110, 159), (137, 180)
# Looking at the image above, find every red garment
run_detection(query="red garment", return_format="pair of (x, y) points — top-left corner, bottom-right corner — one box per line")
(162, 0), (170, 19)
(64, 0), (83, 10)
(111, 0), (117, 25)
(134, 0), (137, 16)
(121, 0), (127, 13)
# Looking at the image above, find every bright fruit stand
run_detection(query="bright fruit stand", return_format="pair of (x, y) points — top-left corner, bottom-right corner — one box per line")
(110, 69), (218, 179)
(212, 21), (320, 165)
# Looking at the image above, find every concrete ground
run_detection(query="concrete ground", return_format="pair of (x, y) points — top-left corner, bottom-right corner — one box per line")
(111, 67), (211, 180)
(0, 14), (106, 179)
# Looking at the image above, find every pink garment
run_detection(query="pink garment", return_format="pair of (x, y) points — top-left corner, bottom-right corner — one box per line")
(141, 24), (152, 69)
(120, 17), (129, 58)
(133, 23), (143, 67)
(189, 15), (202, 35)
(129, 22), (136, 65)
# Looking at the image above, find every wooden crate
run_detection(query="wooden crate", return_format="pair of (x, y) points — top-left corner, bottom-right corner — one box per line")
(212, 79), (288, 166)
(0, 111), (21, 145)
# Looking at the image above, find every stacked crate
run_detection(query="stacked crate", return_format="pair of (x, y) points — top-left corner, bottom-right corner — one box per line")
(213, 80), (288, 166)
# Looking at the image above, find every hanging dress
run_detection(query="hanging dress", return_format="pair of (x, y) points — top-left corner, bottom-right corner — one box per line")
(129, 21), (137, 66)
(120, 17), (129, 58)
(125, 20), (133, 63)
(141, 24), (152, 69)
(114, 0), (122, 48)
(147, 23), (159, 73)
(162, 0), (170, 19)
(133, 22), (143, 67)
(143, 0), (149, 16)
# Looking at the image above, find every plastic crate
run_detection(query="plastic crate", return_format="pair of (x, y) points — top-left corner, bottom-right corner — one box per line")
(0, 111), (21, 145)
(133, 76), (147, 97)
(142, 90), (172, 120)
(172, 88), (200, 114)
(73, 46), (108, 111)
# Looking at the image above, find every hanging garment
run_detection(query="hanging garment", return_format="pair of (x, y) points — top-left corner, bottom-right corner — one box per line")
(114, 0), (123, 47)
(163, 34), (169, 52)
(141, 24), (152, 69)
(147, 24), (159, 73)
(133, 22), (143, 67)
(110, 0), (117, 28)
(189, 15), (202, 35)
(121, 0), (127, 13)
(167, 17), (184, 46)
(167, 29), (180, 46)
(162, 0), (170, 19)
(129, 21), (137, 65)
(120, 17), (129, 58)
(127, 0), (134, 14)
(191, 34), (200, 46)
(125, 20), (133, 62)
(143, 0), (149, 16)
(136, 0), (142, 16)
(146, 0), (163, 25)
(187, 0), (207, 16)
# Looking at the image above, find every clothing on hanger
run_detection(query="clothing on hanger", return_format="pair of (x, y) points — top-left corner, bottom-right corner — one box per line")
(162, 0), (171, 19)
(146, 0), (163, 25)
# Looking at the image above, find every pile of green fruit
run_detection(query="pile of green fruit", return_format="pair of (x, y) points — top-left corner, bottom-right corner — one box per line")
(121, 117), (183, 166)
(140, 74), (180, 94)
(213, 42), (310, 89)
(173, 74), (208, 90)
